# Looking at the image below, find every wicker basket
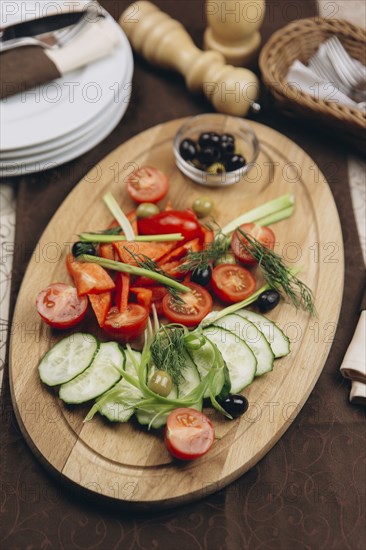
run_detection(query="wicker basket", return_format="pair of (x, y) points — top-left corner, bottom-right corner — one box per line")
(259, 18), (366, 152)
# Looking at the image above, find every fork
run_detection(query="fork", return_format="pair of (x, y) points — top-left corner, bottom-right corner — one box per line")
(325, 36), (366, 102)
(308, 51), (351, 97)
(0, 9), (91, 53)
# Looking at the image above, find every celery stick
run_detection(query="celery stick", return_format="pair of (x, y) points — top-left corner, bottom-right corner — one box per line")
(255, 205), (295, 227)
(78, 254), (191, 293)
(221, 193), (295, 236)
(79, 233), (184, 243)
(103, 192), (135, 241)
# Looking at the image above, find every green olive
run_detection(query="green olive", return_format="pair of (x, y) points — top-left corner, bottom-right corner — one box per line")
(136, 202), (160, 218)
(192, 196), (214, 218)
(214, 252), (237, 266)
(148, 370), (173, 397)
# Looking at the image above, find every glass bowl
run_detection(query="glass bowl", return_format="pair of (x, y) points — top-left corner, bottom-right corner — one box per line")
(173, 113), (259, 187)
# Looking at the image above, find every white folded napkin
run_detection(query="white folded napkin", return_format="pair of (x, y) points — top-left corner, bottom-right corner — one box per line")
(287, 59), (359, 107)
(286, 37), (366, 111)
(340, 310), (366, 405)
(46, 15), (120, 75)
(0, 2), (121, 99)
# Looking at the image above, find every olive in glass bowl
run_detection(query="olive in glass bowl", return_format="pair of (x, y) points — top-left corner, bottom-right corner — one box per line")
(173, 113), (259, 187)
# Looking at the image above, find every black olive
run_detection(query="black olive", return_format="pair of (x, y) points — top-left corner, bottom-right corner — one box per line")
(221, 133), (235, 145)
(179, 138), (197, 161)
(256, 289), (280, 313)
(221, 394), (249, 418)
(225, 154), (246, 172)
(72, 241), (97, 258)
(220, 140), (235, 157)
(198, 131), (220, 149)
(197, 146), (220, 166)
(190, 265), (212, 286)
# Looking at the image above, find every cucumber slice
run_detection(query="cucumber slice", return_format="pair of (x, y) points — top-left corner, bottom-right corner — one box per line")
(203, 326), (257, 393)
(188, 339), (228, 398)
(59, 342), (124, 404)
(97, 349), (143, 423)
(213, 313), (274, 376)
(38, 333), (98, 386)
(177, 351), (201, 398)
(235, 309), (290, 358)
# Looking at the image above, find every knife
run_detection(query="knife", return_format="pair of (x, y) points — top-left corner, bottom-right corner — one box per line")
(0, 11), (86, 42)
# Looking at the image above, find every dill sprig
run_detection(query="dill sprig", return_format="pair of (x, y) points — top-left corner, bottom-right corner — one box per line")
(96, 225), (122, 235)
(179, 231), (229, 274)
(150, 325), (187, 385)
(237, 228), (316, 315)
(125, 249), (183, 302)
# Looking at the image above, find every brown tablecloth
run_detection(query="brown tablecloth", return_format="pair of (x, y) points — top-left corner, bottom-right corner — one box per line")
(1, 1), (365, 548)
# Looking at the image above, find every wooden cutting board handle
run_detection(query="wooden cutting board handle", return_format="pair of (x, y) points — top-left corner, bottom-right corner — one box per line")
(119, 1), (259, 116)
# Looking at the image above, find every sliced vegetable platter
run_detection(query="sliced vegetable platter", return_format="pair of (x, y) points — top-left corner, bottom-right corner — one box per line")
(9, 118), (344, 509)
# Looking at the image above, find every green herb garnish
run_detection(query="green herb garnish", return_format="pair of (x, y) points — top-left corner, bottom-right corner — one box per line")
(237, 228), (316, 315)
(179, 230), (229, 274)
(150, 325), (187, 385)
(125, 250), (184, 302)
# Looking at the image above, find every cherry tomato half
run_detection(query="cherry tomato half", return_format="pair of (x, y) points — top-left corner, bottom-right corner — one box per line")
(102, 304), (149, 342)
(162, 282), (212, 327)
(231, 223), (275, 266)
(211, 264), (256, 303)
(126, 166), (169, 204)
(137, 210), (203, 242)
(36, 282), (88, 329)
(164, 408), (215, 460)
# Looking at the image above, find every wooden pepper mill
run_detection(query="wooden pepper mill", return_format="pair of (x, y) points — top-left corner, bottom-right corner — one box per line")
(204, 0), (266, 66)
(119, 1), (259, 117)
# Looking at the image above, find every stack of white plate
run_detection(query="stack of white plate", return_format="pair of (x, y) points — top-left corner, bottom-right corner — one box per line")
(0, 10), (133, 177)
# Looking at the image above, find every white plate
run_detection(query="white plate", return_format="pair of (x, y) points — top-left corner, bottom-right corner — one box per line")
(0, 3), (133, 151)
(1, 80), (131, 161)
(0, 81), (131, 176)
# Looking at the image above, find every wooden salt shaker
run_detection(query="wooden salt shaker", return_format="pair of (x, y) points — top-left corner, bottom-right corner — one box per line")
(204, 1), (266, 66)
(119, 1), (260, 117)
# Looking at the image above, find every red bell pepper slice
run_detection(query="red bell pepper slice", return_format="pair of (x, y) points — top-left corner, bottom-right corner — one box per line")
(113, 241), (176, 266)
(114, 273), (130, 313)
(130, 287), (153, 309)
(137, 210), (203, 242)
(66, 254), (115, 296)
(88, 291), (112, 327)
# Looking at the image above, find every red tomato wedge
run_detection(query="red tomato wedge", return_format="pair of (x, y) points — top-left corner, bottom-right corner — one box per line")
(162, 282), (212, 327)
(36, 283), (88, 329)
(114, 273), (130, 312)
(88, 291), (112, 327)
(127, 166), (169, 204)
(137, 210), (203, 242)
(102, 304), (149, 342)
(231, 223), (275, 266)
(164, 408), (215, 460)
(211, 264), (256, 303)
(66, 254), (115, 296)
(130, 287), (153, 309)
(113, 241), (176, 266)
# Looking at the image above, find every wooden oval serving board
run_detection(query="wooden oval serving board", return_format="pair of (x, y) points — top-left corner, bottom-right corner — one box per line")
(9, 119), (344, 509)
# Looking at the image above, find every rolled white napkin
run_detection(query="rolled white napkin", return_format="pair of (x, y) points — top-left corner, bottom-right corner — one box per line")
(47, 15), (120, 74)
(0, 3), (120, 99)
(340, 310), (366, 405)
(287, 59), (359, 108)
